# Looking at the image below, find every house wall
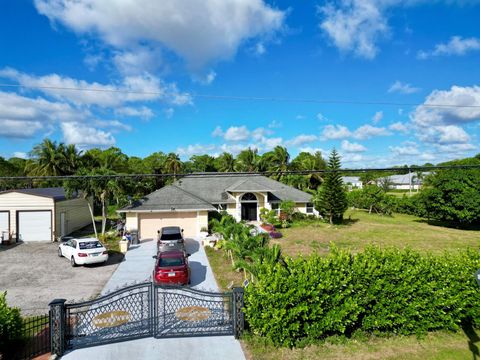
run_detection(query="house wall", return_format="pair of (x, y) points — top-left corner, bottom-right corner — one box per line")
(0, 192), (54, 241)
(55, 197), (92, 239)
(125, 212), (138, 231)
(226, 203), (237, 218)
(392, 184), (421, 190)
(197, 211), (209, 233)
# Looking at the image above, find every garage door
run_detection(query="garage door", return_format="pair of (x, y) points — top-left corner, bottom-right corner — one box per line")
(18, 211), (52, 242)
(139, 212), (197, 240)
(0, 212), (8, 241)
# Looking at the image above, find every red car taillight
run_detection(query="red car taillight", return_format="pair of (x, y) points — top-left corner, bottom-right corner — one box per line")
(78, 253), (88, 257)
(102, 251), (108, 255)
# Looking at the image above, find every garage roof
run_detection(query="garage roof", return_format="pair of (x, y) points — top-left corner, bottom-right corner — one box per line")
(119, 185), (216, 212)
(0, 187), (70, 201)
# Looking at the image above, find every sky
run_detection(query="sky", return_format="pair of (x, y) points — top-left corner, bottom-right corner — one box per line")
(0, 0), (479, 167)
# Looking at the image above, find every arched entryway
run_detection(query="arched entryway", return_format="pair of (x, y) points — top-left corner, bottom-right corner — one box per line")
(241, 193), (258, 221)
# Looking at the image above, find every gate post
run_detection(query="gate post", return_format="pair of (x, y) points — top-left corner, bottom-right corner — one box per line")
(232, 287), (245, 339)
(49, 298), (67, 357)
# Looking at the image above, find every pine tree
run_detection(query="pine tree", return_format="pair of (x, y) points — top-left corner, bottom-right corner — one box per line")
(313, 149), (347, 224)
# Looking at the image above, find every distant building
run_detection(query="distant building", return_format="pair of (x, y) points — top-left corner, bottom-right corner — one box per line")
(381, 172), (429, 191)
(342, 176), (363, 190)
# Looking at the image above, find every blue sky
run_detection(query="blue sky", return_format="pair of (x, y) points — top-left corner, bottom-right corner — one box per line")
(0, 0), (479, 166)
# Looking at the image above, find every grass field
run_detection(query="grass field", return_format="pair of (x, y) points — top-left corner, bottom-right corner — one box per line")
(274, 209), (480, 257)
(205, 245), (478, 360)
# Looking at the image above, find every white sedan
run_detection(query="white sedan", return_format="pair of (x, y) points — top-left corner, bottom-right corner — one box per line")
(58, 238), (109, 267)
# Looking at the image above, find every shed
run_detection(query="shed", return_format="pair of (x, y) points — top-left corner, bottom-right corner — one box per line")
(0, 187), (92, 242)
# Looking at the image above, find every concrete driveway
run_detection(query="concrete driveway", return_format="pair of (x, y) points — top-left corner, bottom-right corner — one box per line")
(63, 238), (246, 360)
(0, 242), (122, 315)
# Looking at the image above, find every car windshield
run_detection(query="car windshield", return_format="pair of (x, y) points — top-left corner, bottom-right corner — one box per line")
(160, 233), (182, 240)
(159, 257), (184, 267)
(79, 241), (103, 250)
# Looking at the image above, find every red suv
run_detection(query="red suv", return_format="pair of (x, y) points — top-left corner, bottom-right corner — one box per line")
(153, 250), (191, 285)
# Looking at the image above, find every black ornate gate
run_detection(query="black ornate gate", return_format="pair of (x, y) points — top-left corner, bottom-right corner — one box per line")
(49, 282), (244, 356)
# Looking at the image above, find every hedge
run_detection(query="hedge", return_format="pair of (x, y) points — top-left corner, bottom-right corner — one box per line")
(0, 291), (23, 356)
(245, 246), (480, 346)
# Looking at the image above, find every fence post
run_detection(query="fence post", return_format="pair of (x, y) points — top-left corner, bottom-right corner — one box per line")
(232, 287), (244, 339)
(49, 298), (67, 357)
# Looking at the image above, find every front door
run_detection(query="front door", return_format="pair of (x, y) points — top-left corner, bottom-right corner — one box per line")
(241, 203), (257, 221)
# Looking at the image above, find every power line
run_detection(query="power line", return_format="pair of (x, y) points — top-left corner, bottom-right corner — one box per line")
(0, 83), (479, 109)
(0, 165), (478, 182)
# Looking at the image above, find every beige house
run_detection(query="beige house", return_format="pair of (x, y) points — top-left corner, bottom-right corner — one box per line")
(118, 174), (314, 240)
(0, 187), (92, 242)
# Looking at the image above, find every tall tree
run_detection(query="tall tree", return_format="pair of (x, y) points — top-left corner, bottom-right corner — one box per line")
(26, 139), (78, 176)
(190, 154), (216, 172)
(263, 146), (290, 179)
(215, 152), (235, 172)
(235, 148), (259, 172)
(164, 153), (183, 181)
(313, 149), (348, 225)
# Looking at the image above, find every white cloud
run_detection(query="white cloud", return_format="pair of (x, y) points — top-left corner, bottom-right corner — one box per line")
(341, 153), (365, 163)
(61, 122), (115, 147)
(212, 126), (224, 138)
(299, 147), (329, 156)
(35, 0), (285, 69)
(113, 48), (161, 75)
(115, 106), (154, 120)
(353, 124), (391, 140)
(388, 81), (420, 94)
(261, 137), (283, 150)
(389, 144), (420, 156)
(224, 126), (250, 141)
(321, 124), (352, 140)
(418, 36), (480, 59)
(93, 119), (132, 132)
(177, 144), (216, 157)
(255, 42), (266, 55)
(286, 134), (318, 147)
(389, 121), (410, 134)
(251, 127), (273, 141)
(372, 111), (383, 124)
(0, 67), (192, 107)
(268, 120), (282, 128)
(12, 152), (28, 159)
(0, 120), (44, 138)
(317, 113), (328, 121)
(411, 85), (480, 127)
(220, 143), (258, 155)
(318, 0), (388, 59)
(341, 140), (366, 153)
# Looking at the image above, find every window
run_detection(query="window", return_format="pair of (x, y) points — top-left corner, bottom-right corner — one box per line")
(241, 193), (257, 201)
(159, 257), (185, 267)
(306, 203), (314, 214)
(79, 241), (103, 250)
(271, 203), (280, 215)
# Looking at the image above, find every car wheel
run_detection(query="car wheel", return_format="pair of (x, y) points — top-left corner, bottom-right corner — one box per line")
(70, 256), (76, 267)
(58, 248), (62, 257)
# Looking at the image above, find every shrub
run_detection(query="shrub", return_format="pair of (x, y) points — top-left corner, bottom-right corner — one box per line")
(0, 292), (23, 356)
(259, 208), (278, 226)
(245, 246), (480, 346)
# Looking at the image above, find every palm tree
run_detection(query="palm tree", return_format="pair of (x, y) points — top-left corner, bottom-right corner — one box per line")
(26, 139), (66, 176)
(264, 146), (290, 179)
(164, 153), (183, 181)
(234, 148), (259, 172)
(215, 152), (235, 172)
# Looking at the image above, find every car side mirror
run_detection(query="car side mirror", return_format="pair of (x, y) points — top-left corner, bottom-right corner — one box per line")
(186, 253), (191, 257)
(181, 229), (184, 232)
(152, 255), (157, 259)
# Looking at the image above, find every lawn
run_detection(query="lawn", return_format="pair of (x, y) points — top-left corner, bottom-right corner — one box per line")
(275, 209), (480, 257)
(205, 243), (478, 360)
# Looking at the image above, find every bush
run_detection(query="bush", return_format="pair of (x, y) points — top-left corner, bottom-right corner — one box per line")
(245, 247), (480, 346)
(0, 292), (23, 356)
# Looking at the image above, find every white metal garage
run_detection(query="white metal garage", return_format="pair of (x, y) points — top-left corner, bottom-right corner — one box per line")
(139, 212), (198, 239)
(0, 211), (9, 242)
(17, 211), (52, 242)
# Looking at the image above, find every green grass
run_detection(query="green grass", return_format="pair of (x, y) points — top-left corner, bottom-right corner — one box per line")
(243, 331), (475, 360)
(204, 246), (244, 291)
(275, 209), (480, 257)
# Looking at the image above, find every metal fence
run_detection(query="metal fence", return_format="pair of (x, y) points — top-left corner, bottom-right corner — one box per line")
(14, 313), (51, 360)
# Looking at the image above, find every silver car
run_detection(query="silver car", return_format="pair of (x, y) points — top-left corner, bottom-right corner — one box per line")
(157, 226), (185, 253)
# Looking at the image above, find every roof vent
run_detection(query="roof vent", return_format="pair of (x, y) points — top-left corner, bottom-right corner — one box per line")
(221, 192), (229, 200)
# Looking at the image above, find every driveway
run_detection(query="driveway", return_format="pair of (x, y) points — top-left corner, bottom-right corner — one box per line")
(63, 237), (246, 360)
(0, 242), (122, 315)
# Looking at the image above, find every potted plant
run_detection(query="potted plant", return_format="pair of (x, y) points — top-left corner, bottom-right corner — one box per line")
(199, 226), (209, 238)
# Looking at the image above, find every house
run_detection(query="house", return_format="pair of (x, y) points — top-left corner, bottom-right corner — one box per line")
(342, 176), (363, 189)
(118, 174), (314, 239)
(0, 187), (92, 242)
(382, 172), (428, 190)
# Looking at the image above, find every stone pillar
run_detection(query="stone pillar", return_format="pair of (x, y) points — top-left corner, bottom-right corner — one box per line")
(49, 298), (67, 357)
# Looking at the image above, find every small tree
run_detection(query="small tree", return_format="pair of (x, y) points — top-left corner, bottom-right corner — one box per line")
(313, 149), (347, 224)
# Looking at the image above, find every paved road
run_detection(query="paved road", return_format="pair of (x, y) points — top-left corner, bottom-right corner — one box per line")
(63, 238), (246, 360)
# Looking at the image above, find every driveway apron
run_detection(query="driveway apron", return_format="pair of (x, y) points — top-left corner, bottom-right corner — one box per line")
(62, 238), (246, 360)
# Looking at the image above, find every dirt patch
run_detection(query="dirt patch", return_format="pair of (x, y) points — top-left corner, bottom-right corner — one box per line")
(0, 242), (122, 315)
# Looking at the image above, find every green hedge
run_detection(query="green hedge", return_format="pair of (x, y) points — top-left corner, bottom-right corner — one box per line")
(245, 247), (480, 346)
(0, 292), (23, 356)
